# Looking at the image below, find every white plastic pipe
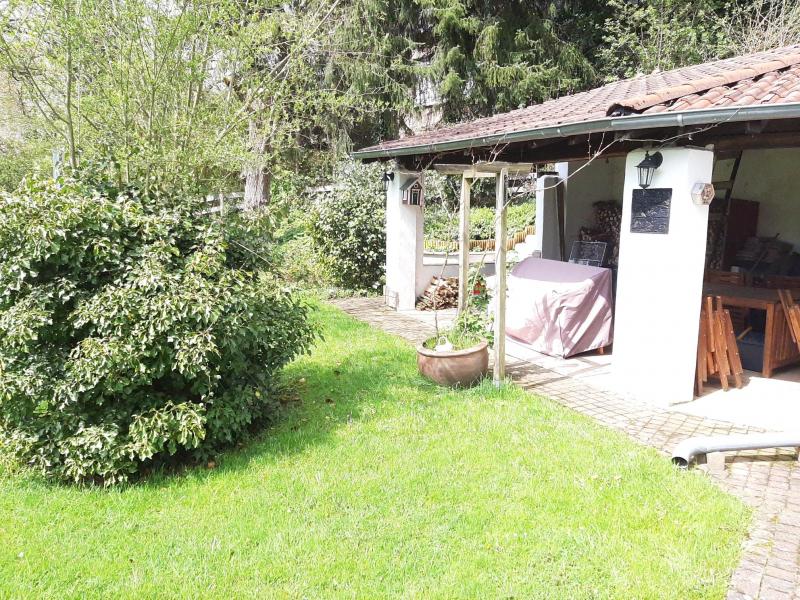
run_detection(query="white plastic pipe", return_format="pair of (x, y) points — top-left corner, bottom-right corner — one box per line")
(672, 432), (800, 468)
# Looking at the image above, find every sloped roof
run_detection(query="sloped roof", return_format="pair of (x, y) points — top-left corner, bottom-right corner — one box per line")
(355, 45), (800, 159)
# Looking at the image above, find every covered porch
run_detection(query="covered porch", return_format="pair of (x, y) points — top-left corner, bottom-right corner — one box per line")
(355, 46), (800, 428)
(378, 142), (800, 429)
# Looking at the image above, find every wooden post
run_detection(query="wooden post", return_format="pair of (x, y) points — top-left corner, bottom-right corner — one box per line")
(493, 168), (508, 385)
(458, 175), (472, 313)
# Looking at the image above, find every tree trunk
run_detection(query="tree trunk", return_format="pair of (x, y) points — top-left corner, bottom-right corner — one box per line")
(243, 118), (271, 210)
(64, 4), (78, 170)
(244, 165), (271, 210)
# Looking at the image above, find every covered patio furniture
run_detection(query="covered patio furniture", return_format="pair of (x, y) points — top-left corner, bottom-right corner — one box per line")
(504, 257), (613, 358)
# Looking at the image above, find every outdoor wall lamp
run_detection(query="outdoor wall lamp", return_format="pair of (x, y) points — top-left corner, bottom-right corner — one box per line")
(636, 151), (663, 189)
(382, 170), (395, 190)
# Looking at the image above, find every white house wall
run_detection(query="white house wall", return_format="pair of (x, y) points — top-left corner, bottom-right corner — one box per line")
(613, 147), (713, 406)
(385, 171), (424, 310)
(725, 147), (800, 251)
(562, 157), (626, 250)
(532, 174), (563, 260)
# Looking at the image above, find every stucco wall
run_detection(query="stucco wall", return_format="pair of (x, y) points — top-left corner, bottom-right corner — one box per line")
(563, 149), (800, 251)
(532, 174), (562, 260)
(614, 147), (713, 406)
(726, 147), (800, 250)
(385, 171), (424, 310)
(562, 157), (626, 250)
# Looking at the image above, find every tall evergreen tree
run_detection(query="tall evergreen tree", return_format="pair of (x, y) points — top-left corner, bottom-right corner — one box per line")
(342, 0), (610, 146)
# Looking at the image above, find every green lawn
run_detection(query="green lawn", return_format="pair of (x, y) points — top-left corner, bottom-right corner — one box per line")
(1, 303), (748, 599)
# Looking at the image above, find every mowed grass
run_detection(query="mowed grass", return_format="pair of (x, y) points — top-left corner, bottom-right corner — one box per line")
(0, 303), (747, 599)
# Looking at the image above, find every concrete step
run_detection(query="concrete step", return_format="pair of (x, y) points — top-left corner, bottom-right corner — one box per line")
(513, 241), (536, 257)
(525, 234), (537, 245)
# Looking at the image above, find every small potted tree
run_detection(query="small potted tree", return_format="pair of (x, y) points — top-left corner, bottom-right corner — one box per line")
(416, 266), (492, 387)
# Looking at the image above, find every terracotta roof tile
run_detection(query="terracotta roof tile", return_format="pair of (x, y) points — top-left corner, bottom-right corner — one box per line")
(357, 45), (800, 156)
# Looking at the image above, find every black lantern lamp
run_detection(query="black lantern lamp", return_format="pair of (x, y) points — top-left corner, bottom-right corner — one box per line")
(382, 170), (395, 190)
(636, 151), (662, 189)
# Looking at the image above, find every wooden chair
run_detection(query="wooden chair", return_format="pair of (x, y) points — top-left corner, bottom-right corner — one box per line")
(704, 270), (748, 331)
(696, 295), (744, 396)
(778, 289), (800, 351)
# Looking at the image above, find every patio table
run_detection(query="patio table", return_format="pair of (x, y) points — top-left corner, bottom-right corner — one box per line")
(703, 282), (800, 377)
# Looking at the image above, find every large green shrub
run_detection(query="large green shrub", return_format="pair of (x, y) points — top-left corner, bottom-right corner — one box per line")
(0, 139), (50, 192)
(0, 178), (315, 484)
(309, 163), (385, 291)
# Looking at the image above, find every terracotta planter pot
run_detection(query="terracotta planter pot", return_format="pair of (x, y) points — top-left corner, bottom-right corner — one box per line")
(416, 341), (489, 387)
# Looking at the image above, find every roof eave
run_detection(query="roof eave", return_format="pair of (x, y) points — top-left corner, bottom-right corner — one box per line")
(352, 103), (800, 161)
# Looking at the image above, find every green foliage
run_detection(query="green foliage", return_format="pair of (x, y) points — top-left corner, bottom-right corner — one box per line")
(0, 139), (49, 192)
(0, 176), (315, 484)
(599, 0), (733, 80)
(309, 162), (386, 291)
(428, 266), (493, 351)
(0, 0), (388, 194)
(222, 208), (283, 272)
(280, 233), (332, 289)
(340, 1), (608, 142)
(471, 204), (536, 240)
(723, 0), (800, 54)
(454, 266), (493, 348)
(440, 308), (491, 350)
(466, 207), (495, 241)
(424, 1), (599, 120)
(424, 202), (535, 242)
(0, 304), (749, 598)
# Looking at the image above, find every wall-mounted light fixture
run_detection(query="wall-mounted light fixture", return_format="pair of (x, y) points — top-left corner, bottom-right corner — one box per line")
(636, 151), (663, 189)
(382, 170), (395, 190)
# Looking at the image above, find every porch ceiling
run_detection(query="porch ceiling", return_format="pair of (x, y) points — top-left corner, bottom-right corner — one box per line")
(433, 162), (534, 177)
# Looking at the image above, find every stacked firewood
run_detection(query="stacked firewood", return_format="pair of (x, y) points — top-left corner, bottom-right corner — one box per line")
(416, 276), (459, 310)
(594, 201), (622, 234)
(705, 200), (726, 269)
(577, 201), (622, 266)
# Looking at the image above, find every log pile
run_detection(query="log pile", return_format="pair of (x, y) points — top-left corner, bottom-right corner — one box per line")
(594, 201), (622, 234)
(696, 296), (744, 396)
(416, 276), (459, 310)
(577, 201), (622, 266)
(705, 200), (726, 270)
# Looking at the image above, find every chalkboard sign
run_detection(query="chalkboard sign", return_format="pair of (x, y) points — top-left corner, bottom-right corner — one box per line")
(569, 241), (607, 267)
(631, 188), (672, 234)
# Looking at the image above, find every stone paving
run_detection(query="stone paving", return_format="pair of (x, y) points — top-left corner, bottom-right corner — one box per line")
(331, 297), (800, 600)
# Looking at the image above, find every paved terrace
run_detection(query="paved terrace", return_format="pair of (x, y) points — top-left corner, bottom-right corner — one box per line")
(331, 297), (800, 600)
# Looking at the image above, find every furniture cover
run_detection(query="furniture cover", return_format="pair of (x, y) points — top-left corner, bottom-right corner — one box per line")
(505, 258), (613, 358)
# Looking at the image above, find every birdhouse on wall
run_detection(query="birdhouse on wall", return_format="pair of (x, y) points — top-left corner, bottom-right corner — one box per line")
(401, 178), (424, 206)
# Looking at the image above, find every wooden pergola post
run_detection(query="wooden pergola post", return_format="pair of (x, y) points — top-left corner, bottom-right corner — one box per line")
(433, 162), (527, 386)
(493, 168), (508, 385)
(458, 175), (472, 313)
